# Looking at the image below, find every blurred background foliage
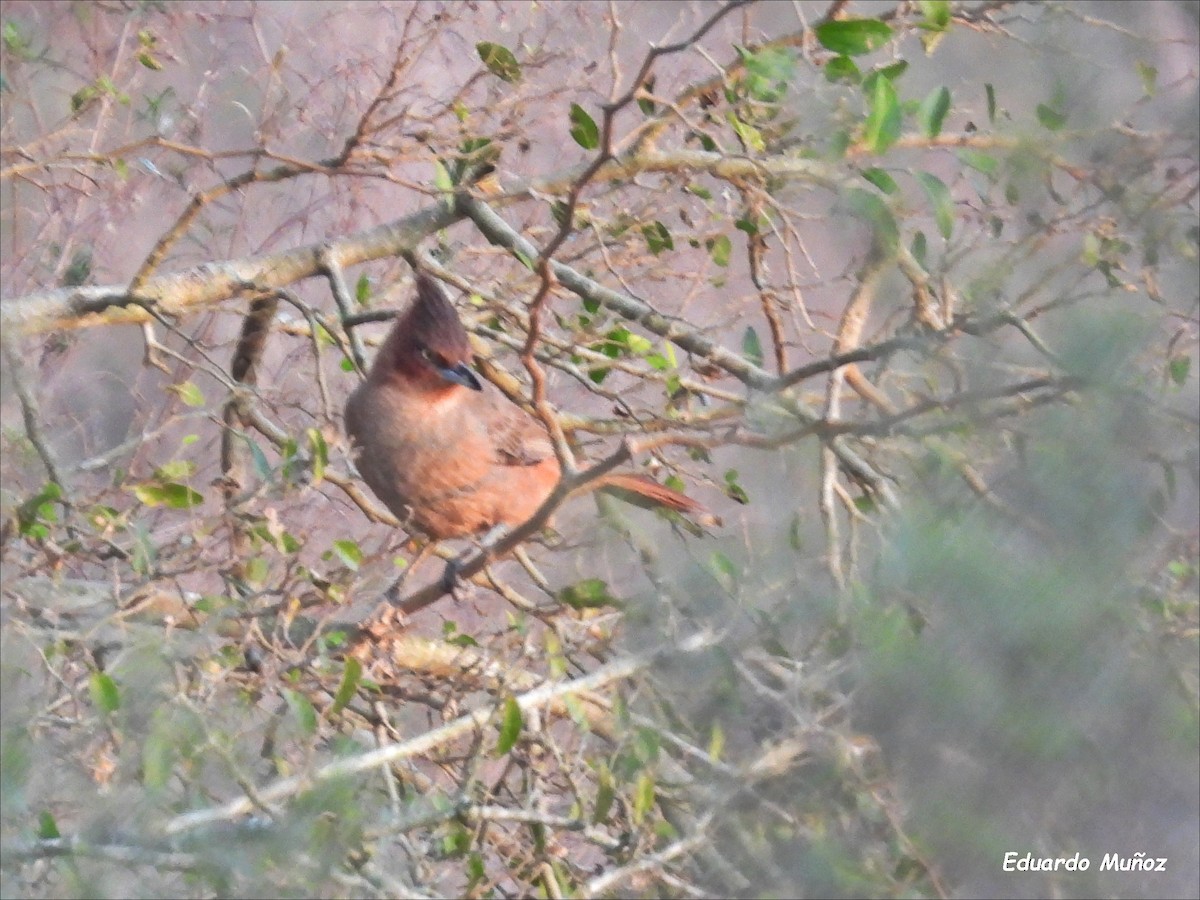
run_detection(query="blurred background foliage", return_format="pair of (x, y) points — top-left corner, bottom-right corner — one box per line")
(1, 2), (1197, 898)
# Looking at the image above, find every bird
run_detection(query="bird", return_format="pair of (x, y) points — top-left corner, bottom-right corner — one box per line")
(344, 270), (703, 545)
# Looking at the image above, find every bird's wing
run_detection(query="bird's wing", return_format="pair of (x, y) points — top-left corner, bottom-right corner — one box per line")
(486, 398), (555, 467)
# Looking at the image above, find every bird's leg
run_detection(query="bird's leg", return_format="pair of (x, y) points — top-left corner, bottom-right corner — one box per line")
(441, 524), (509, 598)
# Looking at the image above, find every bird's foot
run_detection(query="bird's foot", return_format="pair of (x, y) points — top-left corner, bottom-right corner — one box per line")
(440, 556), (471, 601)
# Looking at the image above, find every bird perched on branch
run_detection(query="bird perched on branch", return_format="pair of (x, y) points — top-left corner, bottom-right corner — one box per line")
(344, 271), (703, 543)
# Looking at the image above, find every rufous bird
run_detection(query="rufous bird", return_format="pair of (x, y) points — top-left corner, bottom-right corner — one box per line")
(344, 271), (702, 543)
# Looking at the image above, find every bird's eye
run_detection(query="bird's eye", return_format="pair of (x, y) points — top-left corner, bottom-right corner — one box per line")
(420, 347), (445, 368)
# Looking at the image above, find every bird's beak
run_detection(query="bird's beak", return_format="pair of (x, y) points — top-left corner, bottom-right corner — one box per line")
(437, 361), (483, 391)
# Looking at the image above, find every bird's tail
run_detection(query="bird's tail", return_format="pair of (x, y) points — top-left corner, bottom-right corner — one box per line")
(595, 473), (719, 527)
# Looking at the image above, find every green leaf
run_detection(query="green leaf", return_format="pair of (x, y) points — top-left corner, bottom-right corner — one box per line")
(815, 18), (893, 56)
(724, 469), (750, 504)
(476, 41), (521, 83)
(37, 811), (60, 840)
(132, 482), (203, 509)
(355, 273), (371, 304)
(915, 171), (954, 239)
(1036, 103), (1067, 131)
(569, 103), (600, 149)
(432, 158), (453, 193)
(985, 83), (996, 123)
(911, 231), (928, 269)
(641, 221), (674, 255)
(708, 722), (726, 761)
(824, 55), (861, 84)
(559, 578), (620, 610)
(918, 0), (951, 29)
(862, 167), (899, 194)
(918, 86), (951, 137)
(241, 433), (272, 482)
(167, 380), (205, 407)
(307, 427), (327, 485)
(735, 45), (795, 102)
(632, 771), (656, 823)
(17, 482), (62, 538)
(89, 672), (120, 714)
(285, 689), (318, 735)
(155, 459), (196, 481)
(496, 695), (522, 755)
(863, 74), (902, 154)
(593, 766), (616, 823)
(142, 723), (175, 791)
(1136, 61), (1157, 97)
(1167, 355), (1190, 386)
(709, 234), (731, 267)
(331, 539), (362, 571)
(742, 326), (764, 368)
(728, 114), (766, 152)
(861, 60), (908, 95)
(957, 149), (999, 177)
(330, 657), (362, 715)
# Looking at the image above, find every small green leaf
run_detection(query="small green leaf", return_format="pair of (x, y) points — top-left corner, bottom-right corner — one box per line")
(37, 811), (60, 840)
(911, 231), (928, 269)
(742, 326), (764, 368)
(724, 469), (750, 504)
(432, 158), (453, 192)
(169, 381), (205, 408)
(559, 578), (619, 610)
(632, 771), (656, 823)
(862, 168), (899, 194)
(863, 74), (902, 154)
(132, 483), (203, 509)
(496, 695), (522, 755)
(918, 0), (951, 29)
(815, 18), (893, 56)
(918, 86), (951, 137)
(593, 766), (616, 823)
(330, 657), (362, 715)
(957, 149), (999, 177)
(641, 221), (674, 255)
(307, 427), (327, 485)
(476, 41), (521, 83)
(1167, 355), (1190, 386)
(332, 539), (362, 571)
(142, 725), (174, 791)
(735, 45), (795, 102)
(728, 113), (766, 152)
(355, 274), (371, 304)
(137, 51), (162, 70)
(915, 171), (954, 239)
(285, 689), (318, 735)
(708, 722), (726, 761)
(569, 103), (600, 149)
(861, 60), (908, 95)
(1136, 61), (1157, 97)
(1036, 103), (1067, 131)
(89, 672), (120, 714)
(985, 83), (996, 123)
(709, 551), (740, 592)
(824, 55), (861, 84)
(709, 234), (731, 267)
